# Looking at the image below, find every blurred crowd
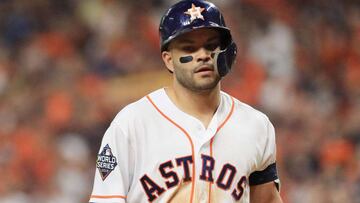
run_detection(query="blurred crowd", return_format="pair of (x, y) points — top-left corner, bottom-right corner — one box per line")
(0, 0), (359, 202)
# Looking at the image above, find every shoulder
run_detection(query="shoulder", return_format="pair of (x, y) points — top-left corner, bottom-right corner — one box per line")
(221, 91), (272, 133)
(111, 88), (164, 126)
(222, 91), (270, 122)
(111, 96), (149, 125)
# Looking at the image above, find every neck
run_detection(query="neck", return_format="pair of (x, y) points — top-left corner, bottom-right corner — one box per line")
(165, 81), (221, 128)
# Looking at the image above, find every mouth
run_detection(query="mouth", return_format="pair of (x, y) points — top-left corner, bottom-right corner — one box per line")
(195, 65), (214, 73)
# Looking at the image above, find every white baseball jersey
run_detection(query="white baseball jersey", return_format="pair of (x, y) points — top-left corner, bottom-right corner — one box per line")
(90, 88), (279, 203)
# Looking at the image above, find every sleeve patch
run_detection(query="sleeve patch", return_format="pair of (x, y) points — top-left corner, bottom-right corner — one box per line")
(96, 144), (118, 180)
(249, 163), (278, 186)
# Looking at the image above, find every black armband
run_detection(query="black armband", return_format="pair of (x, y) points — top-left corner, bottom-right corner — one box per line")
(249, 163), (278, 186)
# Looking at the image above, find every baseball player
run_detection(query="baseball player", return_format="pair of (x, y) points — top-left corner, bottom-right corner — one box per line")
(90, 0), (283, 202)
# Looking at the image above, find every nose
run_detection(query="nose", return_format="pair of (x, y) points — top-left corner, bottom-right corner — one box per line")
(196, 47), (212, 63)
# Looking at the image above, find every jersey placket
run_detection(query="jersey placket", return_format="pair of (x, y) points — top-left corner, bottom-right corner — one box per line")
(191, 115), (218, 203)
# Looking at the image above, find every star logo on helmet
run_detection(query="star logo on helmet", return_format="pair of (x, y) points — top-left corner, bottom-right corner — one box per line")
(184, 3), (205, 22)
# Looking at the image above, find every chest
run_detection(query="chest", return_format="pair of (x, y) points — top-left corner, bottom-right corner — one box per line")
(135, 117), (259, 166)
(128, 119), (261, 203)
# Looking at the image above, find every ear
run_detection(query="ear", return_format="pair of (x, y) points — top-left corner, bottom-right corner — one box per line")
(162, 51), (174, 73)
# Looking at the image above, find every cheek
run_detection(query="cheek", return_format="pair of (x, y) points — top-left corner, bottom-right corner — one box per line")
(174, 54), (191, 65)
(174, 64), (196, 81)
(174, 61), (194, 73)
(173, 56), (189, 69)
(173, 50), (194, 64)
(179, 55), (194, 63)
(172, 52), (196, 73)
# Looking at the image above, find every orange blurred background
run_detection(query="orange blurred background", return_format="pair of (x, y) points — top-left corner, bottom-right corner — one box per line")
(0, 0), (359, 202)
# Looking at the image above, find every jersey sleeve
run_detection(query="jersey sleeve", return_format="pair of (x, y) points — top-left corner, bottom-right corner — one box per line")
(89, 120), (134, 203)
(249, 117), (280, 189)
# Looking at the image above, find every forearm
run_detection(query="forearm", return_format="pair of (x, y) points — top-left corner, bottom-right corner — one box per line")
(250, 182), (283, 203)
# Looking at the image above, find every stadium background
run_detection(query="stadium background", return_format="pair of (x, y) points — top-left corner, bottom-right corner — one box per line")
(0, 0), (359, 202)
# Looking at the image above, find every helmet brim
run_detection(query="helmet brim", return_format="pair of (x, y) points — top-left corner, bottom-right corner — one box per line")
(161, 26), (231, 52)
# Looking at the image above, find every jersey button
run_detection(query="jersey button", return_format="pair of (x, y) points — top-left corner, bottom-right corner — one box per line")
(200, 194), (207, 203)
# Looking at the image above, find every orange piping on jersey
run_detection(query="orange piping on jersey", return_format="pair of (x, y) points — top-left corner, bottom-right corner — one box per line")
(207, 169), (212, 203)
(208, 140), (213, 203)
(216, 96), (235, 134)
(90, 195), (126, 199)
(146, 95), (196, 203)
(208, 96), (235, 203)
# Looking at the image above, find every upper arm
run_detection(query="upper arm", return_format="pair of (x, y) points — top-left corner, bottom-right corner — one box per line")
(250, 182), (283, 203)
(89, 122), (134, 203)
(249, 116), (282, 203)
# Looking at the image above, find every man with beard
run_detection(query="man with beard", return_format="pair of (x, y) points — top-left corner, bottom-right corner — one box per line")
(90, 0), (283, 202)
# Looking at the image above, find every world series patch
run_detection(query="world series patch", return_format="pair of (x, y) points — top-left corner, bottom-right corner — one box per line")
(96, 144), (118, 180)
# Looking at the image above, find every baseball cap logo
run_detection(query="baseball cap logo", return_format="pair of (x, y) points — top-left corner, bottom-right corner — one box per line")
(184, 3), (205, 22)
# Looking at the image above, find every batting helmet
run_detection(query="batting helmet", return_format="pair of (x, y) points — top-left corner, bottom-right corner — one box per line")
(159, 0), (237, 77)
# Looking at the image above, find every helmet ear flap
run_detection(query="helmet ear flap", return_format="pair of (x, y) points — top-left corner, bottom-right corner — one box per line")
(213, 42), (237, 77)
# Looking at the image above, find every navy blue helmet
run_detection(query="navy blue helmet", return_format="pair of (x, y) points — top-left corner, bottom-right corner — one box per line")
(159, 0), (237, 77)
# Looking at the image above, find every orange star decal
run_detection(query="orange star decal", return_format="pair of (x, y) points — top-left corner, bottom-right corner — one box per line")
(184, 3), (205, 22)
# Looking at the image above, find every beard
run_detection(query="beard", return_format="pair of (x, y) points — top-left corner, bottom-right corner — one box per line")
(174, 63), (221, 92)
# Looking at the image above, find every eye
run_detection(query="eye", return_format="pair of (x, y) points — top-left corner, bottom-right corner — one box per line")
(204, 43), (220, 51)
(181, 46), (197, 52)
